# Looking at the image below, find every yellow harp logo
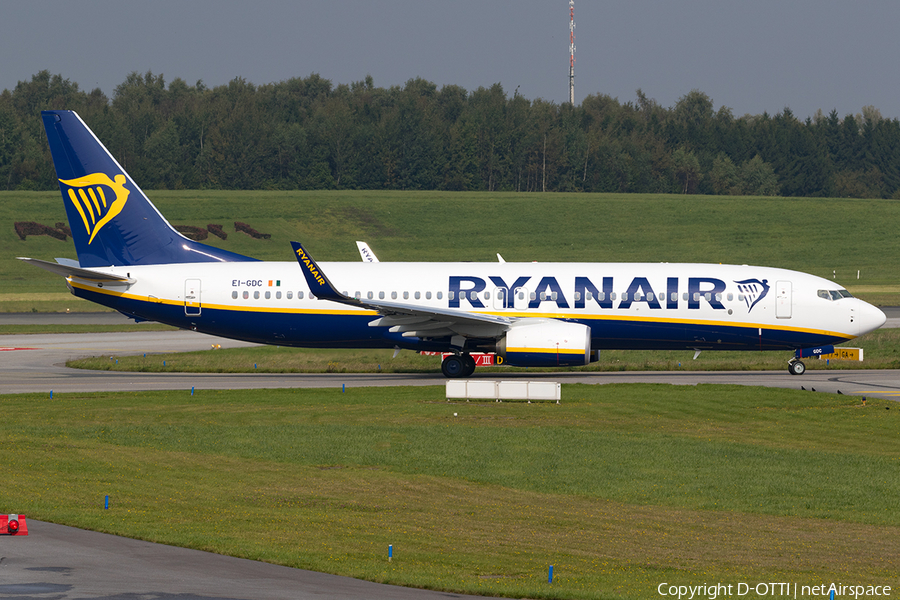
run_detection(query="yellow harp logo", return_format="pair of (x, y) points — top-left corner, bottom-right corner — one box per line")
(59, 173), (130, 244)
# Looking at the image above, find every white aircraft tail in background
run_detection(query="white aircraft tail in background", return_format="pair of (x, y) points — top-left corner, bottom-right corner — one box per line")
(356, 241), (379, 263)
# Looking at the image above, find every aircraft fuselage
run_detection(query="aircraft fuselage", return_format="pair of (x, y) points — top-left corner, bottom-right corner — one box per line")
(66, 260), (878, 354)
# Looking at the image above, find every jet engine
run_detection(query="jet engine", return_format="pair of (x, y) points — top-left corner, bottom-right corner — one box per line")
(496, 320), (591, 367)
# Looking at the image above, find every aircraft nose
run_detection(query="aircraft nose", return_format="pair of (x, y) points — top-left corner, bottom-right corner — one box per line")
(856, 301), (886, 336)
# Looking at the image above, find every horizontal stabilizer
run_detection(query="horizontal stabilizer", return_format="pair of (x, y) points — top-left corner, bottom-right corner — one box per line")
(17, 257), (135, 284)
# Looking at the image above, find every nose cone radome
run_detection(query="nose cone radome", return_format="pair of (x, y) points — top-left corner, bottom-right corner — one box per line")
(857, 301), (887, 336)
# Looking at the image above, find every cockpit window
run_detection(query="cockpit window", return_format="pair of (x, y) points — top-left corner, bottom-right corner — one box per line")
(818, 289), (854, 301)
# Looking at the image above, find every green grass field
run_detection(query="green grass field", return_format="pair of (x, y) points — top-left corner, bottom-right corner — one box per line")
(2, 384), (898, 599)
(4, 190), (900, 310)
(4, 189), (899, 598)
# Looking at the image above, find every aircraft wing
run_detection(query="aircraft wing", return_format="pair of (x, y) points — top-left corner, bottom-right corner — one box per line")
(17, 257), (136, 283)
(291, 241), (511, 339)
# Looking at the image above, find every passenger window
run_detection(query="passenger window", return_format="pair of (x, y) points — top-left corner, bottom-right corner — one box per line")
(484, 291), (490, 300)
(391, 291), (397, 300)
(415, 291), (421, 300)
(530, 292), (536, 301)
(354, 291), (361, 299)
(367, 291), (373, 300)
(621, 292), (628, 301)
(243, 291), (249, 300)
(276, 291), (282, 299)
(610, 292), (616, 301)
(426, 291), (432, 300)
(299, 291), (305, 299)
(379, 291), (385, 299)
(727, 293), (733, 301)
(287, 291), (293, 299)
(449, 291), (455, 300)
(254, 291), (260, 300)
(437, 291), (443, 300)
(539, 292), (546, 301)
(597, 292), (604, 301)
(715, 293), (722, 302)
(693, 293), (700, 302)
(551, 292), (558, 301)
(705, 293), (712, 301)
(403, 291), (409, 300)
(671, 292), (677, 302)
(265, 291), (271, 299)
(683, 293), (689, 301)
(646, 293), (654, 301)
(232, 291), (238, 299)
(574, 292), (582, 301)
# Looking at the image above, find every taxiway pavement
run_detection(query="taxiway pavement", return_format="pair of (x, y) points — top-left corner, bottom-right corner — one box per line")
(0, 520), (496, 600)
(2, 310), (898, 397)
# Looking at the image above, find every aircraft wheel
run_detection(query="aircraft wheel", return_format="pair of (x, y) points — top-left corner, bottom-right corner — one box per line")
(788, 360), (806, 375)
(441, 355), (466, 378)
(461, 354), (477, 377)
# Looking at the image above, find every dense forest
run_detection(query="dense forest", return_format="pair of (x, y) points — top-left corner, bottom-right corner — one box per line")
(2, 70), (899, 198)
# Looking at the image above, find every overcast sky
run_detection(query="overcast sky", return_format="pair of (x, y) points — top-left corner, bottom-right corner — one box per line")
(3, 0), (898, 120)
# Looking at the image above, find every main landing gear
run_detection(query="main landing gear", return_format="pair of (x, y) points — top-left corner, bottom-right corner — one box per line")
(788, 358), (806, 376)
(441, 353), (477, 378)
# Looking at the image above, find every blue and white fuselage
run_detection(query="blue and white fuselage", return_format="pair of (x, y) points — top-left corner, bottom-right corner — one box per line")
(22, 110), (886, 378)
(61, 260), (881, 355)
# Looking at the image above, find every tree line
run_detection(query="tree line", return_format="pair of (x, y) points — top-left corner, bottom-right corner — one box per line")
(2, 70), (899, 198)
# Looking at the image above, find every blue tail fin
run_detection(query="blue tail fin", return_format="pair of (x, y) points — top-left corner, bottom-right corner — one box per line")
(41, 110), (257, 267)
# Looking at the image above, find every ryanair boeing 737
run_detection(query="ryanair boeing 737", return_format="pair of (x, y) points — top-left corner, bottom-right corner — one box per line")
(20, 110), (886, 377)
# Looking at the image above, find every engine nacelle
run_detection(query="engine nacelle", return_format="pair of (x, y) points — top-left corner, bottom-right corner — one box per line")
(497, 320), (591, 368)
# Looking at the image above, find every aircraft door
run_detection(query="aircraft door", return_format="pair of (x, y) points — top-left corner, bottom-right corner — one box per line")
(185, 279), (201, 316)
(513, 287), (530, 311)
(493, 287), (508, 310)
(775, 280), (791, 318)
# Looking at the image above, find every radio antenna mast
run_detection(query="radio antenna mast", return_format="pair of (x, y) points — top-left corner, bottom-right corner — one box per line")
(568, 0), (576, 105)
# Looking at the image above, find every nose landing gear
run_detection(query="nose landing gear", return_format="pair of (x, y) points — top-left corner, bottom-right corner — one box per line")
(788, 358), (806, 375)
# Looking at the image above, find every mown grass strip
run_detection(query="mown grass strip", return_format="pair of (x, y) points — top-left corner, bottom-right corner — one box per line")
(5, 191), (900, 303)
(2, 384), (899, 598)
(67, 327), (900, 373)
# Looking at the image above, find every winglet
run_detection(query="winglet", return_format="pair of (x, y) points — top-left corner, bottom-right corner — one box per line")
(290, 241), (353, 303)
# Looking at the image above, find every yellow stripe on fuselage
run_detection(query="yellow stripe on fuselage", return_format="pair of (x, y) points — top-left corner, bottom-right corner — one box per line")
(67, 280), (377, 317)
(477, 309), (854, 341)
(506, 347), (585, 355)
